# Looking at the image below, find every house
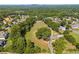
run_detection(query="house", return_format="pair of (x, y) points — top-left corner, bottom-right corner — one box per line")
(76, 19), (79, 22)
(45, 17), (53, 19)
(0, 18), (3, 21)
(45, 17), (61, 23)
(71, 24), (79, 29)
(0, 40), (6, 46)
(59, 26), (66, 33)
(50, 17), (61, 23)
(22, 15), (29, 19)
(0, 31), (6, 46)
(3, 20), (7, 24)
(66, 17), (72, 21)
(59, 26), (66, 31)
(3, 16), (13, 24)
(72, 21), (77, 24)
(0, 30), (8, 46)
(12, 21), (17, 24)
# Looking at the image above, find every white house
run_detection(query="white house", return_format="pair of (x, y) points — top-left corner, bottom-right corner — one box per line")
(59, 26), (66, 31)
(66, 17), (72, 21)
(0, 31), (5, 40)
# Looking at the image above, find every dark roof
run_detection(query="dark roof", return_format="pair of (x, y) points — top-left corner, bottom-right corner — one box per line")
(0, 18), (3, 21)
(0, 41), (5, 46)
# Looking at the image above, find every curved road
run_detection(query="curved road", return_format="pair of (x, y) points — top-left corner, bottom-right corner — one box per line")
(48, 28), (54, 54)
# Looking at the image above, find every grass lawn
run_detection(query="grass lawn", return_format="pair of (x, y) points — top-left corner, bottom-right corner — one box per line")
(25, 21), (49, 51)
(63, 39), (76, 54)
(70, 32), (79, 43)
(63, 31), (79, 54)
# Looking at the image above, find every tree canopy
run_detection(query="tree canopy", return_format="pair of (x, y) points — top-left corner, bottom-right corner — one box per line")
(36, 27), (51, 41)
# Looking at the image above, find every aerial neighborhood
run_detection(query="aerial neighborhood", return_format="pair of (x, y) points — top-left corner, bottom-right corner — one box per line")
(0, 5), (79, 54)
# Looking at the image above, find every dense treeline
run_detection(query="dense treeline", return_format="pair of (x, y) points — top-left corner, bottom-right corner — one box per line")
(4, 17), (37, 53)
(1, 5), (79, 18)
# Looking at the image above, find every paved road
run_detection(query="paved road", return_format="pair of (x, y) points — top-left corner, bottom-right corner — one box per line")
(48, 28), (54, 54)
(48, 38), (54, 54)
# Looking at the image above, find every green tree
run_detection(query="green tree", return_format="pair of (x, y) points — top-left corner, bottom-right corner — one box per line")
(36, 27), (51, 41)
(14, 37), (26, 53)
(53, 38), (66, 54)
(64, 34), (76, 45)
(0, 46), (4, 52)
(44, 19), (60, 32)
(76, 43), (79, 49)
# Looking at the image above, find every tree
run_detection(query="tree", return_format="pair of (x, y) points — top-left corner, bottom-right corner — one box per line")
(34, 46), (41, 53)
(24, 40), (35, 53)
(53, 38), (66, 54)
(6, 16), (37, 53)
(9, 24), (20, 38)
(64, 34), (76, 45)
(76, 43), (79, 49)
(63, 30), (70, 34)
(44, 19), (60, 32)
(0, 46), (4, 52)
(36, 27), (51, 41)
(14, 37), (26, 53)
(66, 24), (71, 30)
(60, 19), (66, 26)
(7, 24), (26, 53)
(4, 38), (14, 52)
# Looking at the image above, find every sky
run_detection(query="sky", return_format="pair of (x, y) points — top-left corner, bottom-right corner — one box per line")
(0, 0), (79, 5)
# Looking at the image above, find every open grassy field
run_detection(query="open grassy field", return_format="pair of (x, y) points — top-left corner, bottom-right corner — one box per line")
(63, 31), (79, 53)
(63, 39), (76, 54)
(25, 21), (49, 51)
(70, 32), (79, 43)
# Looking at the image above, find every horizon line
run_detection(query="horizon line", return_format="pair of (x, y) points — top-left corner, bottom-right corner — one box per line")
(0, 4), (79, 5)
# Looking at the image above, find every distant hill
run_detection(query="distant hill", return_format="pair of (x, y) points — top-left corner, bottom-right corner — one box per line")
(0, 4), (79, 9)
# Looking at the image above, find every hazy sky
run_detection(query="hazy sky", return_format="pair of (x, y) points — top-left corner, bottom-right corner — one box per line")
(0, 0), (79, 5)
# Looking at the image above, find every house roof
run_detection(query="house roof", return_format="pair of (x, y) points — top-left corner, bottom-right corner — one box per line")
(4, 18), (10, 21)
(0, 31), (6, 40)
(59, 26), (66, 30)
(71, 24), (79, 29)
